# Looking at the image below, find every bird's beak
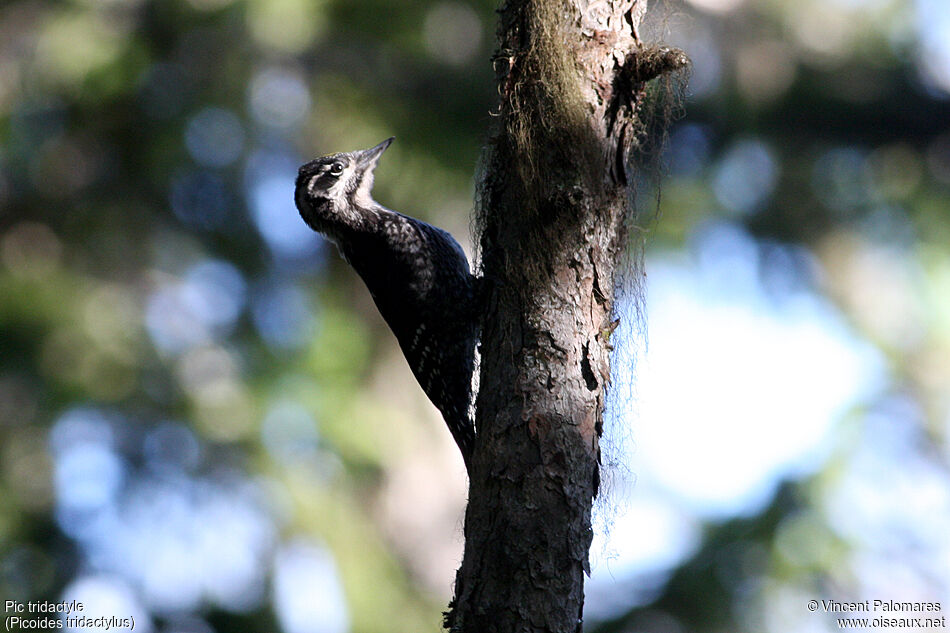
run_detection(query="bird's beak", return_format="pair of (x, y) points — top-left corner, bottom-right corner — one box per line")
(356, 137), (394, 169)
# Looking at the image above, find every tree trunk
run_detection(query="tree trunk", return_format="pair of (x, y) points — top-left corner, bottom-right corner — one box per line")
(445, 1), (685, 631)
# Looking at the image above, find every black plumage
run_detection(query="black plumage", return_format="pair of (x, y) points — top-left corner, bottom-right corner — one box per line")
(294, 138), (478, 470)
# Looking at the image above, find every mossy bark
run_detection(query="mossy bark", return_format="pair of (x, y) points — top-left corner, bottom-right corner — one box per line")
(445, 1), (686, 631)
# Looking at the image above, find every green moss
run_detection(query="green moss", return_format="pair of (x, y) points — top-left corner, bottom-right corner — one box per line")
(501, 0), (601, 203)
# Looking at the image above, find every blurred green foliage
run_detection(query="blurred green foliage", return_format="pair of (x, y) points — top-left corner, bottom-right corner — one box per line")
(1, 0), (495, 630)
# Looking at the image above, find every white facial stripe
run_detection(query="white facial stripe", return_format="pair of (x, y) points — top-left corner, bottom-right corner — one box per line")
(330, 164), (356, 198)
(304, 160), (368, 210)
(308, 174), (323, 196)
(307, 164), (342, 192)
(353, 169), (375, 207)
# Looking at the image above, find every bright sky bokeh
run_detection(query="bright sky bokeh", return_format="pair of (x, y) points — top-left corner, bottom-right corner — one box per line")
(588, 222), (887, 619)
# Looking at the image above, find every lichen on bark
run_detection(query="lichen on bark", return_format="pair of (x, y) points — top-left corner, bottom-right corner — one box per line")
(446, 1), (687, 631)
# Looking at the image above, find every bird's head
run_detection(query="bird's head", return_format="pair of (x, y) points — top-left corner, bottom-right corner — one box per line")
(295, 137), (394, 236)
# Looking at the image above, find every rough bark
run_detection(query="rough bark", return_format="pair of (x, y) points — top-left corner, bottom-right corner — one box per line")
(445, 1), (686, 632)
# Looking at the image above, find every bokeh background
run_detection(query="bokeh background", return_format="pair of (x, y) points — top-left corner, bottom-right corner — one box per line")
(1, 0), (950, 631)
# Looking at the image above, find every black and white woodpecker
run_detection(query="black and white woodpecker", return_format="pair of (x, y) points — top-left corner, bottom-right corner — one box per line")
(294, 138), (478, 471)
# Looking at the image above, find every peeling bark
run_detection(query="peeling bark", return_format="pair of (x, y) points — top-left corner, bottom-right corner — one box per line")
(445, 1), (685, 631)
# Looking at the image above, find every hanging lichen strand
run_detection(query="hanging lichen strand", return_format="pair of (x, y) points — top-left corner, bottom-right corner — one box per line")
(446, 1), (687, 632)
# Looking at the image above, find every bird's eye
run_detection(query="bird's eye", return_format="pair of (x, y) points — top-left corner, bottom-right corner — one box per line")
(329, 162), (344, 176)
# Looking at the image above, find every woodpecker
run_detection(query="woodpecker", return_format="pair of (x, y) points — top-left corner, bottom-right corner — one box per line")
(294, 138), (478, 470)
